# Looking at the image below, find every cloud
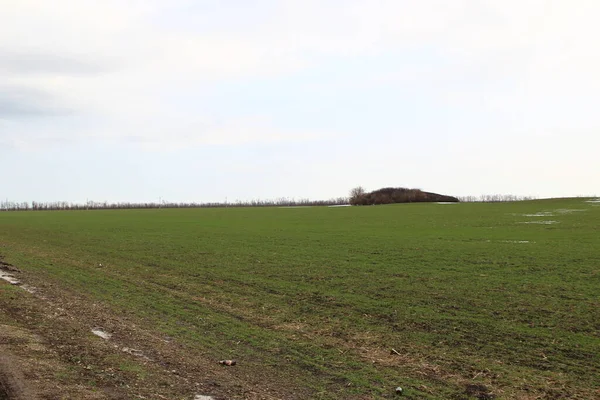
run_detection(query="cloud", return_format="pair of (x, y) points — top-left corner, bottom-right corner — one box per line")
(0, 85), (74, 117)
(101, 114), (332, 149)
(0, 50), (110, 76)
(1, 0), (599, 151)
(4, 1), (600, 82)
(0, 112), (331, 151)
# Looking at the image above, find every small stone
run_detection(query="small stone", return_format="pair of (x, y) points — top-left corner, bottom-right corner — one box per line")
(395, 386), (403, 395)
(219, 359), (237, 366)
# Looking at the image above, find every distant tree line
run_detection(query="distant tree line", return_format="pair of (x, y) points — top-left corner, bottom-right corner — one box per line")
(0, 197), (349, 211)
(349, 187), (459, 205)
(458, 194), (537, 202)
(0, 193), (543, 212)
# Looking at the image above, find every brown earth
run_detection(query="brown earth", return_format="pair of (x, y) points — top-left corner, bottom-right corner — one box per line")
(0, 263), (313, 400)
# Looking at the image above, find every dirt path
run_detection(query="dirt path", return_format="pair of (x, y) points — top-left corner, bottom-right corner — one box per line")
(0, 352), (34, 400)
(0, 331), (44, 400)
(0, 262), (312, 400)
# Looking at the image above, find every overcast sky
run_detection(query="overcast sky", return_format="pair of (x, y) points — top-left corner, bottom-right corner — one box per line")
(1, 0), (598, 203)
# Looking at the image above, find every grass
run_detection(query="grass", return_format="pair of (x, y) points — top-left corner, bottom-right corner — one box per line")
(0, 198), (599, 399)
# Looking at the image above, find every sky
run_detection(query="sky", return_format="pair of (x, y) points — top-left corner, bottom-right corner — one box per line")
(1, 0), (599, 204)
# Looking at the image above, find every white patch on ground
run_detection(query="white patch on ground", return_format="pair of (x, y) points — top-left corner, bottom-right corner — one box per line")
(436, 202), (458, 204)
(121, 347), (151, 360)
(194, 395), (215, 400)
(522, 212), (554, 217)
(0, 270), (21, 285)
(328, 204), (352, 207)
(0, 266), (37, 293)
(91, 328), (112, 340)
(501, 240), (532, 244)
(585, 199), (600, 203)
(554, 209), (587, 214)
(519, 220), (559, 225)
(20, 284), (37, 293)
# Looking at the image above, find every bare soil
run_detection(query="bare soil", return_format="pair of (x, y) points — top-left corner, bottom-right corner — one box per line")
(0, 262), (312, 400)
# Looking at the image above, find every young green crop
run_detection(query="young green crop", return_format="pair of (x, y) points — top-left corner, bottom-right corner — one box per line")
(1, 198), (598, 399)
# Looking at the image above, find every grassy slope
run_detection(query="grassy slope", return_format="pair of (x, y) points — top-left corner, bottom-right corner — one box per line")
(0, 198), (599, 399)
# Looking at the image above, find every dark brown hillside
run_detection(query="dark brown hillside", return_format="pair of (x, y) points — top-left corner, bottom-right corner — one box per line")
(350, 187), (459, 205)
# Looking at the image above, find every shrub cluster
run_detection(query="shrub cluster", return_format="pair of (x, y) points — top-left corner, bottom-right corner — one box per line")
(349, 187), (459, 205)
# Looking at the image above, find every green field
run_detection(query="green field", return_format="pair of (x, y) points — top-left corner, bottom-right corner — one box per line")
(1, 198), (599, 399)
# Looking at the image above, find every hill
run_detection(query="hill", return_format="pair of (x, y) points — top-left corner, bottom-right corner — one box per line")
(350, 187), (459, 205)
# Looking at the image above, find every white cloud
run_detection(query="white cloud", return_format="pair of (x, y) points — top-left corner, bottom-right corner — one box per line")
(1, 111), (331, 151)
(1, 0), (599, 149)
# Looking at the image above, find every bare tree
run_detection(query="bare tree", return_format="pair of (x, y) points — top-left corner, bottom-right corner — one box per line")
(349, 186), (366, 205)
